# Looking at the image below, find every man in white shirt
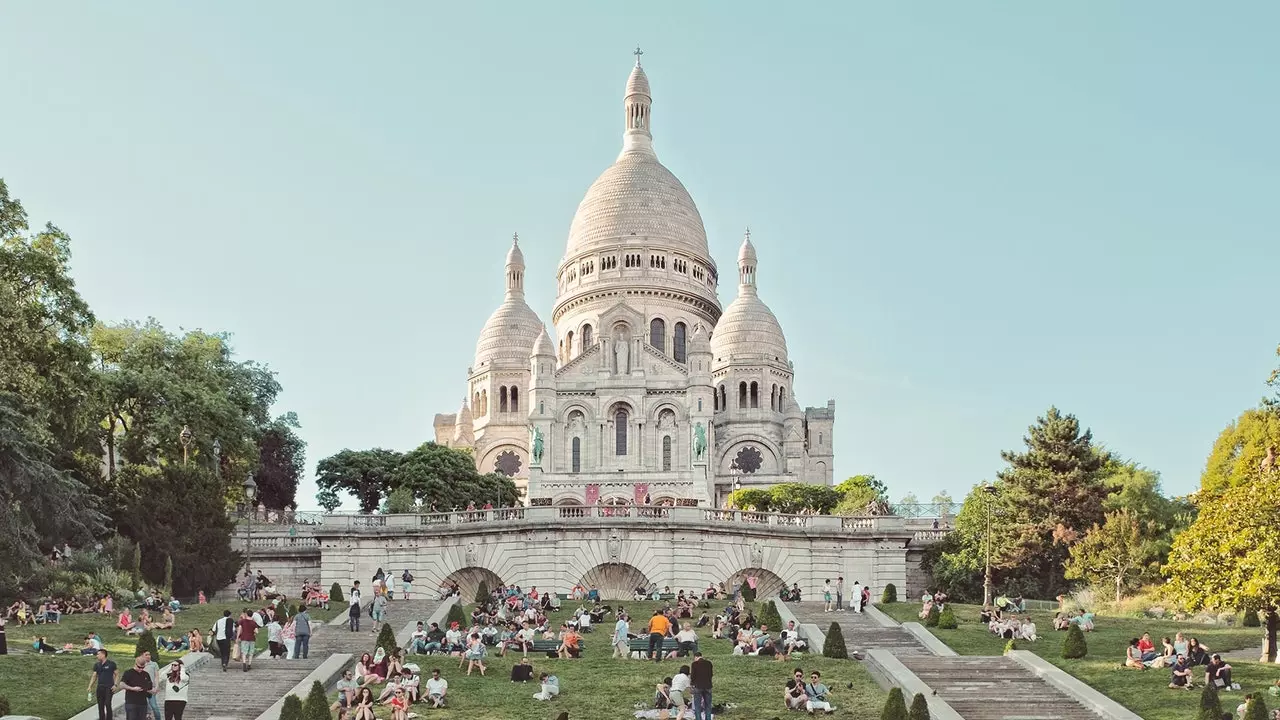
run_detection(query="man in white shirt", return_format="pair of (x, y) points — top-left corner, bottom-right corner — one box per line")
(850, 580), (863, 613)
(211, 610), (237, 671)
(669, 664), (692, 716)
(424, 668), (448, 708)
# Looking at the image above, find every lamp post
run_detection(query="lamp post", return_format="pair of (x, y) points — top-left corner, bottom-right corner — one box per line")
(211, 438), (221, 478)
(243, 475), (258, 570)
(981, 483), (1000, 607)
(179, 425), (193, 466)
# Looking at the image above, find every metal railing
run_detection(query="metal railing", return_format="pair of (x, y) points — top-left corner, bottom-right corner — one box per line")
(891, 502), (961, 519)
(233, 507), (325, 525)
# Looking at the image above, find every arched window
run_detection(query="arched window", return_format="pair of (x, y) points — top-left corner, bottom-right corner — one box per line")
(480, 389), (487, 415)
(581, 324), (593, 349)
(771, 384), (778, 410)
(779, 386), (786, 409)
(566, 330), (575, 359)
(499, 386), (509, 413)
(615, 409), (628, 455)
(510, 387), (519, 414)
(662, 436), (672, 471)
(750, 381), (759, 409)
(738, 382), (747, 409)
(818, 432), (823, 446)
(571, 437), (581, 473)
(474, 391), (481, 414)
(650, 318), (666, 353)
(673, 322), (687, 363)
(718, 385), (726, 412)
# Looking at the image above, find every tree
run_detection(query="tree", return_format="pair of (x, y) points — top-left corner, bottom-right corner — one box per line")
(115, 464), (242, 597)
(1101, 460), (1194, 566)
(255, 413), (306, 510)
(280, 694), (304, 720)
(897, 492), (919, 507)
(1243, 695), (1269, 720)
(475, 580), (491, 605)
(316, 488), (341, 513)
(1062, 624), (1087, 659)
(937, 607), (957, 629)
(931, 490), (954, 506)
(1064, 510), (1157, 603)
(881, 687), (908, 720)
(391, 443), (519, 510)
(767, 483), (839, 514)
(134, 630), (158, 659)
(446, 603), (467, 628)
(374, 623), (398, 657)
(384, 487), (417, 514)
(881, 583), (898, 603)
(908, 693), (931, 720)
(833, 475), (888, 515)
(329, 582), (344, 604)
(760, 600), (782, 630)
(1200, 408), (1280, 497)
(823, 621), (847, 658)
(163, 555), (173, 592)
(1197, 685), (1223, 720)
(726, 488), (772, 511)
(924, 604), (940, 627)
(1165, 476), (1280, 662)
(315, 448), (401, 513)
(303, 679), (332, 720)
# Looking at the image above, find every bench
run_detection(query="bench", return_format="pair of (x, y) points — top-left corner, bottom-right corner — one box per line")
(527, 639), (585, 656)
(627, 637), (700, 657)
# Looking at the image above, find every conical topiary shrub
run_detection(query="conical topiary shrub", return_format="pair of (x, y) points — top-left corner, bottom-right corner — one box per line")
(823, 621), (848, 659)
(760, 600), (782, 631)
(937, 607), (958, 629)
(134, 630), (158, 659)
(924, 604), (940, 627)
(881, 687), (909, 720)
(1004, 639), (1017, 654)
(329, 582), (344, 604)
(908, 692), (931, 720)
(1061, 623), (1087, 659)
(446, 602), (467, 628)
(374, 622), (399, 657)
(1197, 684), (1223, 720)
(1243, 695), (1269, 720)
(280, 694), (304, 720)
(475, 580), (490, 605)
(881, 583), (898, 604)
(303, 679), (332, 720)
(741, 581), (757, 603)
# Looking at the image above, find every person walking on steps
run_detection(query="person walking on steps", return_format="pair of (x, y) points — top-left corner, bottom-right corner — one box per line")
(87, 648), (118, 720)
(348, 581), (362, 632)
(211, 610), (236, 671)
(237, 609), (258, 672)
(294, 606), (312, 660)
(401, 569), (414, 601)
(835, 577), (844, 612)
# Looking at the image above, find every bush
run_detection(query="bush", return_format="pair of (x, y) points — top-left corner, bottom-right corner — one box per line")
(881, 687), (909, 720)
(924, 604), (940, 627)
(1197, 684), (1222, 720)
(908, 692), (931, 720)
(330, 582), (344, 604)
(135, 630), (158, 659)
(446, 602), (467, 628)
(374, 622), (399, 656)
(280, 694), (304, 720)
(303, 679), (332, 720)
(475, 580), (490, 605)
(823, 621), (848, 659)
(937, 607), (957, 629)
(1062, 624), (1088, 659)
(1004, 639), (1017, 654)
(1243, 609), (1260, 627)
(760, 600), (782, 631)
(741, 581), (757, 603)
(0, 696), (10, 716)
(1243, 695), (1269, 720)
(881, 583), (898, 604)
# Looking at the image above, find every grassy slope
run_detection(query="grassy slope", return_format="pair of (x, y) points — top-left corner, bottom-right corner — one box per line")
(0, 600), (340, 720)
(349, 602), (886, 719)
(877, 602), (1280, 720)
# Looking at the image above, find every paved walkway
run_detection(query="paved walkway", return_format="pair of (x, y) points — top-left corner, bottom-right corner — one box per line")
(790, 602), (930, 657)
(116, 599), (440, 720)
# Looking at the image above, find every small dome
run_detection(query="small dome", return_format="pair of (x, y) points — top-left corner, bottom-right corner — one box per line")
(506, 235), (524, 266)
(455, 398), (473, 426)
(474, 298), (544, 369)
(626, 65), (651, 99)
(738, 233), (757, 264)
(711, 294), (788, 365)
(531, 325), (555, 358)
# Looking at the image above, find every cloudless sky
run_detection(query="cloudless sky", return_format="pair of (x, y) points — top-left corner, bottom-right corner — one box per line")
(3, 2), (1277, 509)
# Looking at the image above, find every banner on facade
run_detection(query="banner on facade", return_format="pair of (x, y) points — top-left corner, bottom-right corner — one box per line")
(585, 484), (601, 505)
(633, 483), (650, 505)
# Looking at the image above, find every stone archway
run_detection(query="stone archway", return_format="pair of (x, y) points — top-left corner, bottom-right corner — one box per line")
(578, 562), (652, 600)
(724, 567), (787, 599)
(440, 567), (504, 602)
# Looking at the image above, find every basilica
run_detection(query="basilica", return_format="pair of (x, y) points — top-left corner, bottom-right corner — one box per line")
(433, 53), (835, 507)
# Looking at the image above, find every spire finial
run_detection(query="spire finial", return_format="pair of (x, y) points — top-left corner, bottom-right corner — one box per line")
(744, 226), (751, 242)
(634, 45), (644, 67)
(512, 232), (519, 246)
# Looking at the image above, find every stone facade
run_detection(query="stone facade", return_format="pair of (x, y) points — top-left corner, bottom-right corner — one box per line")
(433, 53), (835, 506)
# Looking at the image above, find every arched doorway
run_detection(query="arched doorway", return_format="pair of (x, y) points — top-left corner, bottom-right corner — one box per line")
(439, 567), (504, 602)
(724, 567), (787, 599)
(579, 563), (652, 600)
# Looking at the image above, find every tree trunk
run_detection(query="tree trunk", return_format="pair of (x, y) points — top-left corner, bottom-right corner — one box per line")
(1115, 575), (1122, 604)
(1262, 607), (1277, 664)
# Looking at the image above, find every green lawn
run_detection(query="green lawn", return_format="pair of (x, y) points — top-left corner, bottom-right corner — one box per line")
(343, 601), (885, 720)
(877, 602), (1280, 720)
(0, 600), (340, 719)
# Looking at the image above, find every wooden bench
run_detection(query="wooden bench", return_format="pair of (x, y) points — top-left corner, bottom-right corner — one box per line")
(627, 637), (700, 656)
(527, 639), (585, 656)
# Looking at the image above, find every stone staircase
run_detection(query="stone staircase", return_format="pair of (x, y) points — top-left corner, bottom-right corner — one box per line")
(898, 655), (1104, 720)
(789, 602), (930, 657)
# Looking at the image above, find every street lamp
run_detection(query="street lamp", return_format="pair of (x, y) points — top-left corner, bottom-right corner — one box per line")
(211, 438), (221, 478)
(981, 483), (1000, 607)
(179, 425), (193, 466)
(243, 475), (258, 571)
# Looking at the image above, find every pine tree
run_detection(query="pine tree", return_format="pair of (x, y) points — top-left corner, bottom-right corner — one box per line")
(1062, 624), (1088, 659)
(741, 581), (757, 603)
(446, 602), (467, 628)
(881, 583), (898, 603)
(924, 604), (940, 627)
(908, 692), (931, 720)
(1243, 695), (1269, 720)
(1197, 685), (1223, 720)
(329, 582), (343, 604)
(760, 600), (782, 630)
(303, 680), (332, 720)
(881, 687), (909, 720)
(937, 607), (958, 629)
(280, 694), (304, 720)
(823, 621), (848, 659)
(475, 580), (490, 605)
(375, 622), (398, 657)
(134, 630), (158, 659)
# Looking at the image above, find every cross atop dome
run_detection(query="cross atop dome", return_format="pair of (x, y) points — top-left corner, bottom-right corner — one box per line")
(512, 231), (519, 246)
(634, 45), (643, 67)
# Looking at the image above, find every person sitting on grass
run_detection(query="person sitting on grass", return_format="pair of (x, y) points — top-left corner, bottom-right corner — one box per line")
(355, 652), (382, 686)
(400, 667), (420, 703)
(116, 607), (133, 631)
(785, 678), (809, 711)
(387, 687), (409, 720)
(1068, 609), (1095, 632)
(1018, 616), (1038, 642)
(511, 656), (534, 682)
(557, 625), (582, 658)
(331, 669), (358, 719)
(350, 687), (376, 720)
(1205, 654), (1234, 690)
(1169, 655), (1194, 690)
(462, 633), (488, 675)
(1125, 638), (1147, 670)
(533, 672), (560, 701)
(804, 670), (836, 714)
(376, 672), (403, 703)
(425, 668), (448, 708)
(1188, 638), (1211, 666)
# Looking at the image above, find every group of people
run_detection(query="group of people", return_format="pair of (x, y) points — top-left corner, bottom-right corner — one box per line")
(1116, 631), (1243, 694)
(333, 663), (447, 720)
(87, 648), (190, 720)
(979, 605), (1038, 641)
(823, 577), (870, 613)
(208, 603), (316, 672)
(781, 667), (837, 714)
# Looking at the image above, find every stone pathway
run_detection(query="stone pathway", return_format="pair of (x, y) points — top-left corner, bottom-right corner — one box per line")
(790, 602), (931, 656)
(115, 599), (440, 720)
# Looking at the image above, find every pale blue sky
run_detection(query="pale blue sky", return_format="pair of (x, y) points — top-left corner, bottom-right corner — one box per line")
(3, 2), (1276, 509)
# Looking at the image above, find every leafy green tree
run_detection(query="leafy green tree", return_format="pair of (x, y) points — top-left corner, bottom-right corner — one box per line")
(823, 621), (847, 658)
(446, 603), (467, 628)
(391, 442), (519, 510)
(1200, 408), (1280, 497)
(115, 464), (241, 597)
(315, 448), (401, 513)
(475, 580), (491, 605)
(315, 488), (341, 513)
(164, 554), (173, 592)
(726, 488), (772, 511)
(908, 692), (931, 720)
(279, 694), (304, 720)
(303, 679), (332, 720)
(1064, 510), (1159, 603)
(881, 687), (908, 720)
(1062, 623), (1087, 659)
(833, 475), (888, 515)
(897, 492), (919, 506)
(767, 483), (839, 514)
(384, 487), (417, 514)
(255, 412), (306, 510)
(1197, 685), (1223, 720)
(931, 490), (954, 506)
(1165, 475), (1280, 662)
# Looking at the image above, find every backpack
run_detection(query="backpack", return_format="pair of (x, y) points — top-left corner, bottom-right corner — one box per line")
(403, 571), (414, 583)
